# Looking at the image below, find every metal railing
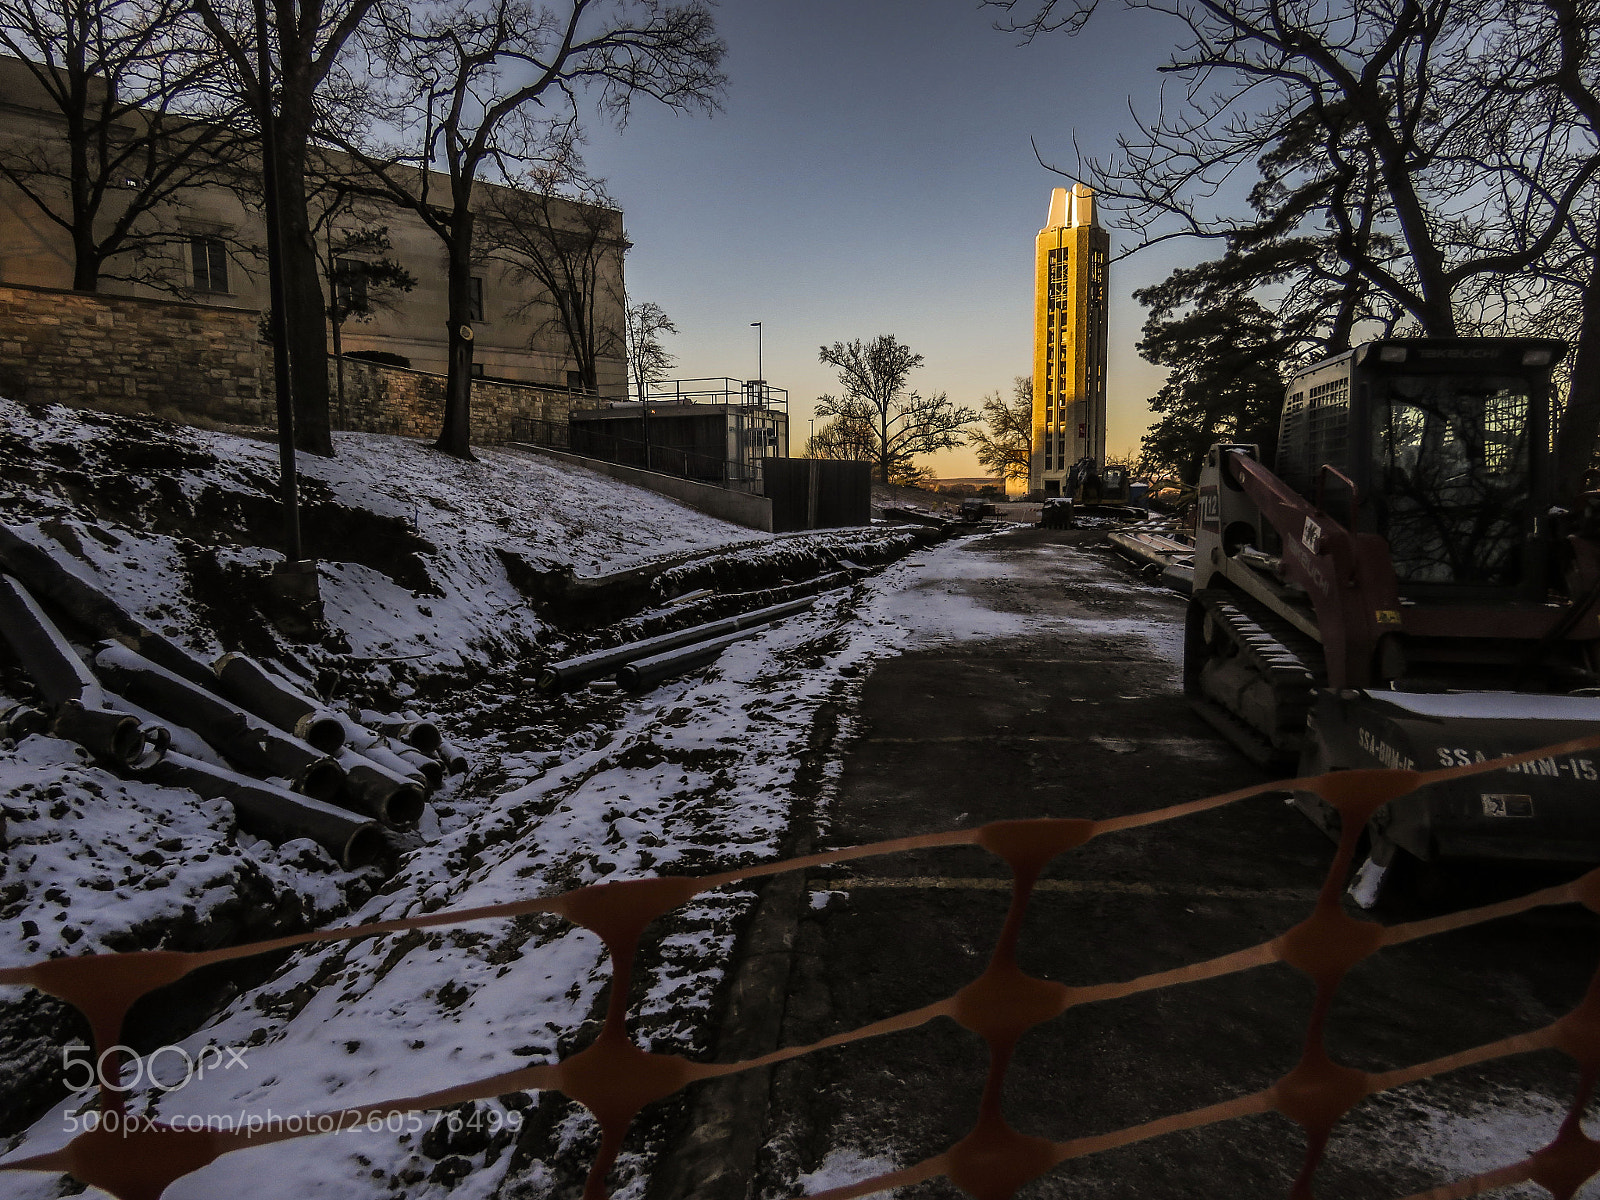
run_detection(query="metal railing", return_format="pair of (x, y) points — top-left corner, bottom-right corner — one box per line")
(641, 377), (788, 413)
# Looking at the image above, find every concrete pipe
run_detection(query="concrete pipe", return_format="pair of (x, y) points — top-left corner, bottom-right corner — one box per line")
(94, 644), (344, 801)
(433, 737), (469, 776)
(49, 701), (148, 768)
(392, 746), (445, 791)
(359, 741), (431, 794)
(0, 524), (218, 689)
(615, 626), (767, 693)
(0, 574), (101, 704)
(1, 703), (47, 740)
(335, 749), (427, 828)
(212, 653), (346, 754)
(0, 578), (169, 768)
(369, 716), (443, 756)
(144, 752), (387, 870)
(538, 595), (817, 694)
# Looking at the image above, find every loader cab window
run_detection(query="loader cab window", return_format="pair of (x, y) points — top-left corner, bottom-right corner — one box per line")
(1370, 374), (1533, 587)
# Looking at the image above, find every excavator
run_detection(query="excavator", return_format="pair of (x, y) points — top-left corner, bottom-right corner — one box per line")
(1185, 337), (1600, 900)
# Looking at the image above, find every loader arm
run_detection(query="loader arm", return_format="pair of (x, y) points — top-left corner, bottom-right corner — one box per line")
(1224, 450), (1600, 686)
(1222, 448), (1402, 689)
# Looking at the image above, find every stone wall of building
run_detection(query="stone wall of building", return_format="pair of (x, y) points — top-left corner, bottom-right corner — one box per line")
(330, 358), (594, 444)
(0, 282), (271, 425)
(0, 282), (595, 442)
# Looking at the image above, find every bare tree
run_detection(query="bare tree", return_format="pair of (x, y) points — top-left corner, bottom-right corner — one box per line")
(624, 297), (675, 469)
(482, 167), (629, 395)
(314, 201), (416, 425)
(805, 408), (876, 462)
(806, 411), (938, 486)
(816, 335), (978, 485)
(991, 0), (1600, 497)
(968, 376), (1033, 484)
(626, 299), (675, 402)
(331, 0), (724, 458)
(0, 0), (245, 292)
(191, 0), (385, 457)
(1481, 0), (1600, 494)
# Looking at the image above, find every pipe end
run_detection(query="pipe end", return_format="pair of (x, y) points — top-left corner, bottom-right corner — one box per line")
(382, 784), (426, 829)
(401, 722), (442, 756)
(342, 824), (391, 871)
(296, 758), (347, 803)
(303, 717), (346, 755)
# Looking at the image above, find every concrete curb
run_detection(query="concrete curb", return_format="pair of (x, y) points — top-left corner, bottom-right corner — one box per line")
(651, 866), (810, 1200)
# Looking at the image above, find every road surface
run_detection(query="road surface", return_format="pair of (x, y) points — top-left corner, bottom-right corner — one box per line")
(683, 524), (1600, 1200)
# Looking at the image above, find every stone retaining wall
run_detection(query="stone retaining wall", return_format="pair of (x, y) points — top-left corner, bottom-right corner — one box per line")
(0, 282), (593, 442)
(330, 357), (588, 443)
(0, 282), (271, 425)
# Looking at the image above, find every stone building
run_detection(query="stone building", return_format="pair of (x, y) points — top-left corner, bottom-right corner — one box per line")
(0, 53), (628, 403)
(1031, 184), (1110, 496)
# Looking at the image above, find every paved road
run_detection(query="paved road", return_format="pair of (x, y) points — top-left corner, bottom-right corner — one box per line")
(738, 525), (1600, 1200)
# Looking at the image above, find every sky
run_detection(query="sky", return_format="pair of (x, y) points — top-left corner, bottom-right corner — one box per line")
(577, 0), (1205, 479)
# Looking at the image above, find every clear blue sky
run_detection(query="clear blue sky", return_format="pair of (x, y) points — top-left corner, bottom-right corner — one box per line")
(579, 0), (1200, 478)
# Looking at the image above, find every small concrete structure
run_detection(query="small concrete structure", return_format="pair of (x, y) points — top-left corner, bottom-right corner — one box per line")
(569, 378), (789, 492)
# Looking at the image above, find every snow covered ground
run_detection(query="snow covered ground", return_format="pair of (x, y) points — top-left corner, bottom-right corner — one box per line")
(0, 396), (808, 974)
(0, 400), (1590, 1200)
(0, 522), (1023, 1198)
(0, 398), (965, 1197)
(0, 398), (779, 669)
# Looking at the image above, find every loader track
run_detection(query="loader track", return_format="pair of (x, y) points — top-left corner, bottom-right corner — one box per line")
(1185, 587), (1324, 769)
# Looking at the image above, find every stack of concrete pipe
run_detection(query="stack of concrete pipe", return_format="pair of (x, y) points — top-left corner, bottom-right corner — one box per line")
(537, 595), (820, 696)
(0, 542), (469, 871)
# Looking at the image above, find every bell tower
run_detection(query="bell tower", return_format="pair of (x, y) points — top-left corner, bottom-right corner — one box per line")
(1031, 184), (1110, 496)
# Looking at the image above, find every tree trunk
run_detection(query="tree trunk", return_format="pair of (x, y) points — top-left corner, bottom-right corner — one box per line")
(71, 230), (102, 293)
(273, 128), (333, 457)
(66, 48), (98, 293)
(1358, 93), (1458, 335)
(878, 404), (890, 485)
(1556, 250), (1600, 503)
(331, 315), (346, 429)
(436, 214), (476, 459)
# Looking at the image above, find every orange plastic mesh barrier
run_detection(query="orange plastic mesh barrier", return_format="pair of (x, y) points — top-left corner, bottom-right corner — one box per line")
(4, 734), (1600, 1200)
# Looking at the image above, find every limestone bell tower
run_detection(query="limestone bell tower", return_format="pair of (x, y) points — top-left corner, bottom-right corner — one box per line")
(1031, 184), (1110, 497)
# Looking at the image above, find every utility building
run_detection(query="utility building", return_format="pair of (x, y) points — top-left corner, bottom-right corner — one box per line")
(1031, 184), (1110, 496)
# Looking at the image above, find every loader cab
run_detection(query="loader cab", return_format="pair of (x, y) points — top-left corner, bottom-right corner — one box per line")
(1065, 457), (1132, 507)
(1279, 338), (1567, 600)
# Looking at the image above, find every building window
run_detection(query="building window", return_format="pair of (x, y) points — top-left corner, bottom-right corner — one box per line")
(469, 276), (485, 322)
(189, 235), (228, 293)
(471, 363), (486, 378)
(566, 370), (585, 391)
(1049, 248), (1071, 304)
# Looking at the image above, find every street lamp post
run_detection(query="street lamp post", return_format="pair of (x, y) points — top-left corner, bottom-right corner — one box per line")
(750, 321), (762, 403)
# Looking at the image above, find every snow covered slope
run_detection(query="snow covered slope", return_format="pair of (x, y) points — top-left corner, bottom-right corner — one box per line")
(0, 398), (777, 672)
(0, 397), (939, 1194)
